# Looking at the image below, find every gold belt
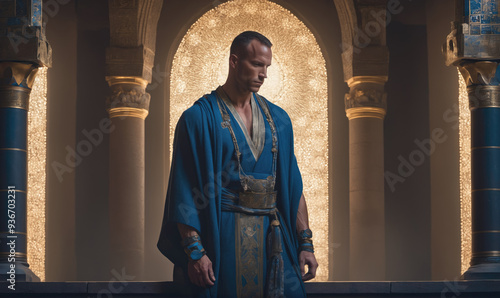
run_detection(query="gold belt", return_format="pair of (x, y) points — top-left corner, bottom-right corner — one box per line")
(238, 191), (277, 209)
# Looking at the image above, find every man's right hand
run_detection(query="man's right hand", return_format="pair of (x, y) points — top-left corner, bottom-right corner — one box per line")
(188, 255), (216, 287)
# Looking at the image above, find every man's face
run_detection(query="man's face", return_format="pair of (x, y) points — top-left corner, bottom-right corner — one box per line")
(233, 39), (272, 93)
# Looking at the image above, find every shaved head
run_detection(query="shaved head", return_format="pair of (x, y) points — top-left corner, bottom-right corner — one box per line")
(230, 31), (272, 60)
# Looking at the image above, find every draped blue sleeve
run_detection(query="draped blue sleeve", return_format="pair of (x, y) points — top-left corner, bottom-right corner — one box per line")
(264, 99), (304, 260)
(268, 100), (303, 238)
(157, 94), (222, 298)
(265, 98), (307, 296)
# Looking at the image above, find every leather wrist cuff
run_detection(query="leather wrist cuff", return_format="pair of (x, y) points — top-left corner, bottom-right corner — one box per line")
(181, 235), (201, 247)
(298, 228), (313, 239)
(184, 240), (206, 261)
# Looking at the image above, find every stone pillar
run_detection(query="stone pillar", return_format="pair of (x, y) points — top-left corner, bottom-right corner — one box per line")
(334, 0), (389, 280)
(444, 0), (500, 279)
(0, 0), (51, 282)
(106, 76), (149, 279)
(105, 0), (162, 279)
(346, 76), (387, 280)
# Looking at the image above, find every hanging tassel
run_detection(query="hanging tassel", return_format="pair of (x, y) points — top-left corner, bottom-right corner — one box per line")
(266, 219), (284, 298)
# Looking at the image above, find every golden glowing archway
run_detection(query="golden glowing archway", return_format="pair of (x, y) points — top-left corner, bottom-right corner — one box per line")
(28, 67), (47, 281)
(169, 0), (329, 281)
(458, 70), (471, 274)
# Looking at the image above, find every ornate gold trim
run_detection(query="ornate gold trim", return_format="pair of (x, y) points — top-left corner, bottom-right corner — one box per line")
(347, 76), (388, 87)
(0, 87), (30, 110)
(472, 188), (500, 193)
(346, 107), (386, 120)
(0, 86), (32, 92)
(472, 251), (500, 257)
(108, 107), (148, 119)
(0, 106), (28, 110)
(0, 189), (27, 194)
(0, 62), (39, 89)
(235, 213), (264, 298)
(239, 192), (276, 209)
(468, 85), (500, 109)
(459, 62), (499, 87)
(0, 148), (27, 152)
(105, 76), (148, 88)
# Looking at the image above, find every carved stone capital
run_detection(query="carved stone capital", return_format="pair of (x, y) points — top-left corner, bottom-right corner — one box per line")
(458, 61), (500, 109)
(0, 62), (40, 110)
(105, 76), (150, 119)
(0, 62), (39, 89)
(345, 76), (387, 117)
(459, 61), (500, 87)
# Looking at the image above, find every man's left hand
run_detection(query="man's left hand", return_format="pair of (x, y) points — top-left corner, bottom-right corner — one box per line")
(299, 251), (318, 281)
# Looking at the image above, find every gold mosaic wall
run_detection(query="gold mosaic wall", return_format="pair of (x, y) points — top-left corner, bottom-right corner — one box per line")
(28, 67), (47, 281)
(458, 69), (471, 274)
(169, 0), (329, 281)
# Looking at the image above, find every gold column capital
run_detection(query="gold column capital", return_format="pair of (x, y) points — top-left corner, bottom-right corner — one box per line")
(458, 61), (500, 110)
(0, 62), (40, 110)
(458, 61), (498, 87)
(345, 76), (387, 119)
(105, 76), (150, 119)
(0, 62), (39, 89)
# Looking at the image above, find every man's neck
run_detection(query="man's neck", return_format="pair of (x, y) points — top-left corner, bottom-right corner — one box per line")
(221, 83), (251, 108)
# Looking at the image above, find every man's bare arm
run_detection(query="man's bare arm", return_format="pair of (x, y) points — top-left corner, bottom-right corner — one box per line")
(177, 223), (199, 238)
(296, 194), (310, 232)
(296, 194), (319, 281)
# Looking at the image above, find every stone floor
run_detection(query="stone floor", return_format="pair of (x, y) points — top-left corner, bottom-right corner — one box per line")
(1, 280), (500, 297)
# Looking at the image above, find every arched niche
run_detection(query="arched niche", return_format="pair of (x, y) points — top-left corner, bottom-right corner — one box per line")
(168, 0), (329, 281)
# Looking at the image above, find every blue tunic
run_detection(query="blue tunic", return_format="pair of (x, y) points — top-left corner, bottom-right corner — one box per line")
(158, 90), (306, 297)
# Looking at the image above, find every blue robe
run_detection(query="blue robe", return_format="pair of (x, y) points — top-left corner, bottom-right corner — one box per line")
(157, 90), (306, 297)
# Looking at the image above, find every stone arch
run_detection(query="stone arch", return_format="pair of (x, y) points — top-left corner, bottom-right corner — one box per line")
(333, 0), (357, 52)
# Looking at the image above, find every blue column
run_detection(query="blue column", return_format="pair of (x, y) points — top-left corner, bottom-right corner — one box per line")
(0, 62), (40, 282)
(0, 100), (29, 264)
(445, 0), (500, 279)
(461, 63), (500, 279)
(0, 0), (51, 282)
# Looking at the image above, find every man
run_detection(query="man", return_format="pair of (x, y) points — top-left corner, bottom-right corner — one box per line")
(158, 31), (318, 297)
